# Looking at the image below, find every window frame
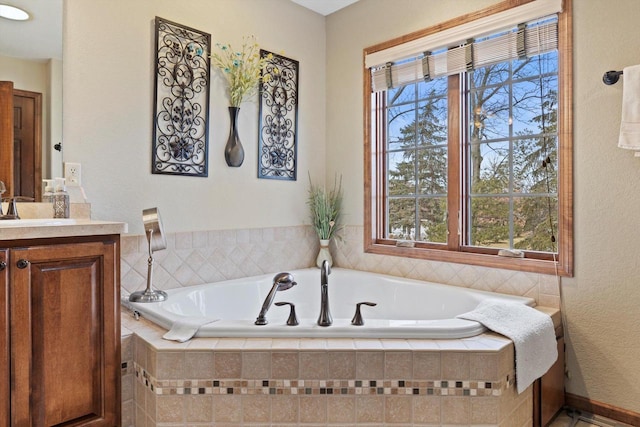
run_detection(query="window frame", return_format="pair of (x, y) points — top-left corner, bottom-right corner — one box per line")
(363, 0), (573, 276)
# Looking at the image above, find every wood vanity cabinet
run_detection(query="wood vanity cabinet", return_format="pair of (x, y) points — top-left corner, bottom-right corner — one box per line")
(0, 235), (121, 427)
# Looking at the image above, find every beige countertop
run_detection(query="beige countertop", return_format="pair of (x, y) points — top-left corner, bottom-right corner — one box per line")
(0, 218), (128, 240)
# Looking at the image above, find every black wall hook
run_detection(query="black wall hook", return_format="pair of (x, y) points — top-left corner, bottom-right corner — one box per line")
(603, 70), (623, 85)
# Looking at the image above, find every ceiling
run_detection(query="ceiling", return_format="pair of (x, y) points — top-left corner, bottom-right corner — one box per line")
(0, 0), (62, 60)
(0, 0), (356, 62)
(290, 0), (359, 16)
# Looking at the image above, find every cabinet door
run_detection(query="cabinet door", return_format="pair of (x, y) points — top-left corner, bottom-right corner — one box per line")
(541, 337), (565, 426)
(10, 240), (120, 427)
(0, 249), (9, 427)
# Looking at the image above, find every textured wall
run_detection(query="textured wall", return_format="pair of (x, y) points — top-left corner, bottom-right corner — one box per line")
(325, 0), (640, 414)
(561, 0), (640, 412)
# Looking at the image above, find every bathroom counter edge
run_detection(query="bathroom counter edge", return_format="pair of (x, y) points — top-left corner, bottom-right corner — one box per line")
(0, 219), (128, 240)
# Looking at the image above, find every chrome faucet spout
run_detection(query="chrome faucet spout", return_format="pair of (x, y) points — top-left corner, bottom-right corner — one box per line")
(255, 272), (296, 325)
(317, 260), (332, 326)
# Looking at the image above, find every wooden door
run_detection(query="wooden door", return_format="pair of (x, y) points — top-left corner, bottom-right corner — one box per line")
(10, 240), (120, 427)
(13, 90), (42, 200)
(0, 249), (9, 427)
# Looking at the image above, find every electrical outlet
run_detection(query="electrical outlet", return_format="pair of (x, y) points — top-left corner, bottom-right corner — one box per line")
(64, 162), (81, 186)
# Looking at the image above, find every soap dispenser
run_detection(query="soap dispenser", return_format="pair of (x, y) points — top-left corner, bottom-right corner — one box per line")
(53, 177), (70, 218)
(42, 179), (55, 203)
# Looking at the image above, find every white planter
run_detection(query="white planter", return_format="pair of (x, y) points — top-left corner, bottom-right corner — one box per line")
(316, 239), (332, 268)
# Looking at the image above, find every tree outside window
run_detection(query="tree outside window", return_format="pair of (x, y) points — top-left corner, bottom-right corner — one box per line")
(364, 1), (573, 276)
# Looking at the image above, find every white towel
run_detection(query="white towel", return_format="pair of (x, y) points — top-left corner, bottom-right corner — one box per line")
(618, 65), (640, 150)
(162, 316), (219, 342)
(457, 300), (557, 394)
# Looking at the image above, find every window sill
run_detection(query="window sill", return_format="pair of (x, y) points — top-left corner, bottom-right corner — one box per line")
(364, 240), (572, 277)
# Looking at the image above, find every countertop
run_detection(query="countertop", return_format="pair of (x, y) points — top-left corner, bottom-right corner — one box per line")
(0, 218), (128, 240)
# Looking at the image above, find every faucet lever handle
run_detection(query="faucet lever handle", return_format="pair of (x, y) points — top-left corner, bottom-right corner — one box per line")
(2, 196), (35, 219)
(351, 302), (377, 326)
(275, 302), (299, 326)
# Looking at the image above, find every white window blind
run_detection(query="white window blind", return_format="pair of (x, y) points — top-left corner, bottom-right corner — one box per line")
(368, 0), (562, 92)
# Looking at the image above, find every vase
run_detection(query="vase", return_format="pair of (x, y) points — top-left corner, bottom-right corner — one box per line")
(225, 106), (245, 167)
(316, 239), (333, 268)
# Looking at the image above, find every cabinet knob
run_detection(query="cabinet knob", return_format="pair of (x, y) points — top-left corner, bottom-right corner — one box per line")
(0, 261), (5, 271)
(16, 259), (29, 269)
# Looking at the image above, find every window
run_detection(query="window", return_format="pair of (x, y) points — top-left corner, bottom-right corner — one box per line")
(364, 0), (573, 276)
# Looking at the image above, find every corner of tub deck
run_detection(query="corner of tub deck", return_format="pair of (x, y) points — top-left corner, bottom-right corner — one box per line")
(536, 306), (563, 337)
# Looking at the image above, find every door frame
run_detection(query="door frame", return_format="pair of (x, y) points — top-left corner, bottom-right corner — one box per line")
(0, 81), (14, 197)
(0, 82), (42, 200)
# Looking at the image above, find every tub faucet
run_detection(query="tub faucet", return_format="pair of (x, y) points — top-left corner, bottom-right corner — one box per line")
(255, 272), (297, 325)
(317, 260), (332, 326)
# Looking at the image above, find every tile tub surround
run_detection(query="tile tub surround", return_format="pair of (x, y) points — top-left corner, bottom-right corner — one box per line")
(119, 224), (561, 425)
(120, 315), (555, 427)
(120, 226), (319, 294)
(120, 225), (560, 307)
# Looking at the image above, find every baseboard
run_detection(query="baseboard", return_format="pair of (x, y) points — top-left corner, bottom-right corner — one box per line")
(565, 393), (640, 426)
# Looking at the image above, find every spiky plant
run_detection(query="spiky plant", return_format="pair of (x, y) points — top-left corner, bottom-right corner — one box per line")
(307, 175), (343, 240)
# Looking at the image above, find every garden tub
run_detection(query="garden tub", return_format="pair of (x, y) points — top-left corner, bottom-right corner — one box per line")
(127, 267), (534, 339)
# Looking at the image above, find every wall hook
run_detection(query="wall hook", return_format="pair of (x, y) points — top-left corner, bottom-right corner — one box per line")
(603, 70), (623, 85)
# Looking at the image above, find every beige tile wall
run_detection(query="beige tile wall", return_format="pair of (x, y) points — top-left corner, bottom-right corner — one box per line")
(126, 332), (532, 426)
(120, 225), (560, 307)
(119, 224), (559, 425)
(120, 226), (318, 294)
(118, 313), (548, 426)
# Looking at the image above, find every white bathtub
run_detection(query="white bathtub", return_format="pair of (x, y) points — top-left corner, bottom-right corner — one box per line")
(128, 268), (534, 339)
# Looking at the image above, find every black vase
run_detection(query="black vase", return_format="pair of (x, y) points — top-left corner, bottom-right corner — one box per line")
(225, 106), (245, 167)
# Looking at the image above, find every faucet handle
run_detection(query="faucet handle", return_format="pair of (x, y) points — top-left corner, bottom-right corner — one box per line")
(351, 302), (377, 326)
(275, 302), (299, 326)
(2, 196), (35, 219)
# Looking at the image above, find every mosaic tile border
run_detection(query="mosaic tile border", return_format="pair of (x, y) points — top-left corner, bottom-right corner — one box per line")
(133, 363), (510, 398)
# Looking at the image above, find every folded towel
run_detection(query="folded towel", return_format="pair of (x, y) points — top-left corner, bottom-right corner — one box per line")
(457, 300), (557, 394)
(618, 65), (640, 150)
(162, 316), (219, 342)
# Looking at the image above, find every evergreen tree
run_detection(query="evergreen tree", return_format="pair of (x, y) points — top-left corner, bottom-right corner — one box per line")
(385, 52), (558, 250)
(387, 87), (447, 241)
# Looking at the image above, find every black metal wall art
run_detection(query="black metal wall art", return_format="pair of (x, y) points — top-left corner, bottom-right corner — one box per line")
(152, 17), (210, 177)
(258, 50), (299, 180)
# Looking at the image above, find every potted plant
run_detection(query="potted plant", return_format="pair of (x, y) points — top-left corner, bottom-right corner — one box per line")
(307, 175), (343, 267)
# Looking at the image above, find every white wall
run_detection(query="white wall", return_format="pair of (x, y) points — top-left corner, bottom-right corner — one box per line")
(63, 0), (326, 234)
(326, 0), (640, 415)
(48, 59), (63, 179)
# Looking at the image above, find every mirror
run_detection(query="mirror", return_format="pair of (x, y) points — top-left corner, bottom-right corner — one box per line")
(0, 0), (63, 200)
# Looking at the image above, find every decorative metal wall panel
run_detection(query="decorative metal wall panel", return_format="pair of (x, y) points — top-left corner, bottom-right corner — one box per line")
(152, 17), (210, 177)
(258, 50), (299, 180)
